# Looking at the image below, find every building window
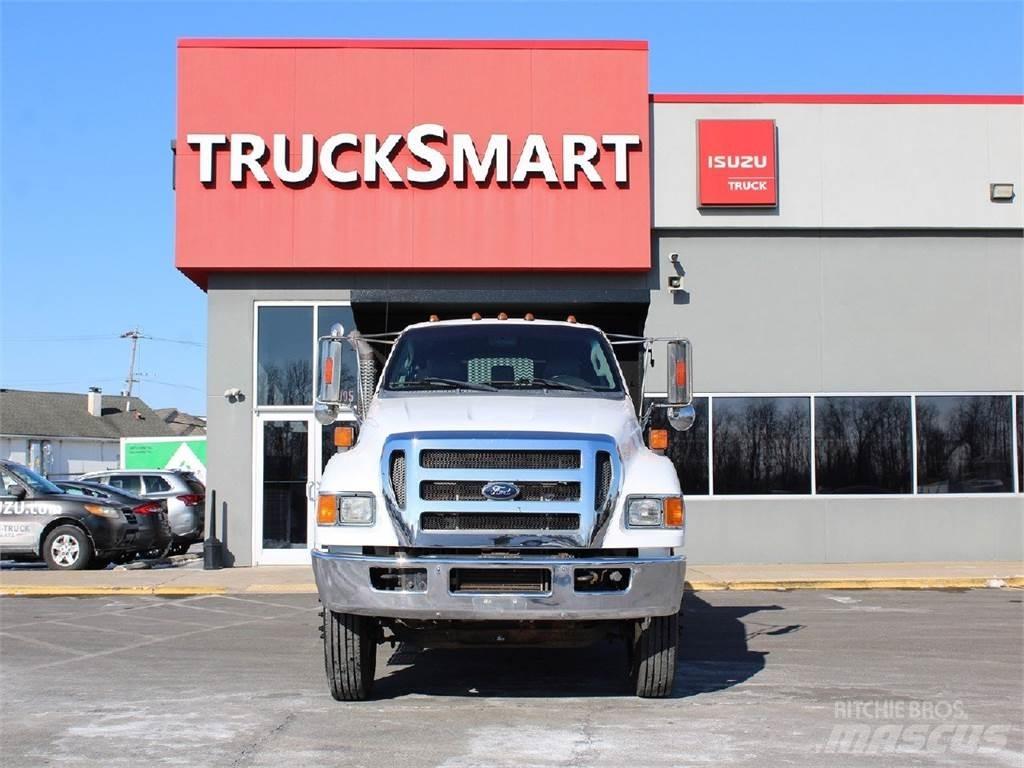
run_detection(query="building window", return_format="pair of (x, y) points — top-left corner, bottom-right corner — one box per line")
(645, 397), (709, 495)
(1017, 396), (1022, 493)
(712, 397), (811, 494)
(257, 306), (314, 405)
(814, 396), (912, 494)
(916, 395), (1014, 494)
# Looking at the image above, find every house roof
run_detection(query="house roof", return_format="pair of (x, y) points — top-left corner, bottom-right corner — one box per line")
(0, 389), (177, 440)
(155, 408), (207, 436)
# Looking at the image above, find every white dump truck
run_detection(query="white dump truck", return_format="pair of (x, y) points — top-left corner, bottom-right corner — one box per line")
(311, 315), (695, 699)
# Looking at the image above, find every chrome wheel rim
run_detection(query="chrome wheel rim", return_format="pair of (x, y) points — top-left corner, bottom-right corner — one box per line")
(51, 534), (80, 567)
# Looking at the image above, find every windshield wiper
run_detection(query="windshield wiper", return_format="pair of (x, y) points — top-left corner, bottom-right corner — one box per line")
(500, 377), (595, 392)
(394, 377), (498, 392)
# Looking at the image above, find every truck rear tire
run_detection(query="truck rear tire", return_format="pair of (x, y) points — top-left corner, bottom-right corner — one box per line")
(323, 610), (378, 701)
(632, 613), (679, 698)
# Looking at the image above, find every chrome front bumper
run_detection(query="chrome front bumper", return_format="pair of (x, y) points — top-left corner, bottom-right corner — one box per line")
(311, 550), (685, 621)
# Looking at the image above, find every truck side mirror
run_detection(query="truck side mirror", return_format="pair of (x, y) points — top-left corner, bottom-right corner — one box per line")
(11, 484), (27, 501)
(315, 324), (358, 426)
(666, 340), (695, 432)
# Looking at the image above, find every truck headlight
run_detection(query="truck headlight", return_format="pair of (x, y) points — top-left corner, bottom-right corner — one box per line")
(318, 494), (375, 526)
(626, 496), (684, 528)
(626, 497), (663, 527)
(339, 495), (375, 525)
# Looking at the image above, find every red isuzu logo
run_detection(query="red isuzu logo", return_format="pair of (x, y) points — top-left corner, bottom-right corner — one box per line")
(697, 119), (777, 207)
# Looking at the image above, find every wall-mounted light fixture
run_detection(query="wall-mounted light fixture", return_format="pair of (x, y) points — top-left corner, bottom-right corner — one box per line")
(990, 183), (1015, 202)
(667, 252), (684, 291)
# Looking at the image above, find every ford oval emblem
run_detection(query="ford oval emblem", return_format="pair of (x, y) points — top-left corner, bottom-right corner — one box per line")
(482, 481), (520, 500)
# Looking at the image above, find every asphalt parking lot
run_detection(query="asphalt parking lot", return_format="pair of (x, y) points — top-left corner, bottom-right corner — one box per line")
(1, 590), (1021, 767)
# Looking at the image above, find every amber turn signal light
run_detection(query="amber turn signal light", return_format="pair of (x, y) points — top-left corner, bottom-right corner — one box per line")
(317, 495), (338, 525)
(334, 426), (355, 448)
(674, 360), (687, 388)
(649, 428), (669, 451)
(664, 497), (684, 528)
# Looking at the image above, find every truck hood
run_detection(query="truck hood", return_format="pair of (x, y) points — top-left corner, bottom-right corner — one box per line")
(362, 393), (642, 447)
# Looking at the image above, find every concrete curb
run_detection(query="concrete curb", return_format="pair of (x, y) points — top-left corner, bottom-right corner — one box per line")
(684, 577), (1024, 591)
(3, 576), (1021, 597)
(0, 586), (227, 597)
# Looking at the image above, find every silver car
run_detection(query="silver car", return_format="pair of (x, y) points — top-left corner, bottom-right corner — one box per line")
(78, 470), (205, 555)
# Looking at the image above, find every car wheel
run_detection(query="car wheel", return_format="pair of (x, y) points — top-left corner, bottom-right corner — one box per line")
(631, 613), (679, 698)
(323, 610), (378, 701)
(42, 525), (93, 571)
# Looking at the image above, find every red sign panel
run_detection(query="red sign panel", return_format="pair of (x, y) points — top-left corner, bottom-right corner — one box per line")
(175, 40), (651, 288)
(697, 119), (777, 207)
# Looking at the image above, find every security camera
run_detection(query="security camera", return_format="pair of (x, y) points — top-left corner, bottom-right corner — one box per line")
(223, 387), (243, 401)
(669, 253), (680, 264)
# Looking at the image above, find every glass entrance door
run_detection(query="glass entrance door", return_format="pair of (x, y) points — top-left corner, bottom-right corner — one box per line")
(255, 415), (316, 565)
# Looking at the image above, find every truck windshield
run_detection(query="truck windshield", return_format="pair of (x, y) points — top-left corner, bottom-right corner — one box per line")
(383, 325), (624, 394)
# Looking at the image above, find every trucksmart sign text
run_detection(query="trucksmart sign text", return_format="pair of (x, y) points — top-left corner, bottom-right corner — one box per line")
(697, 119), (778, 207)
(187, 127), (642, 187)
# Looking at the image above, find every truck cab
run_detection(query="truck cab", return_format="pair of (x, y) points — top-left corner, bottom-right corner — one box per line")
(311, 316), (695, 699)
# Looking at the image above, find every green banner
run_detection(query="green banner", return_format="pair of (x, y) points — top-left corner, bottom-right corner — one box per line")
(122, 438), (207, 481)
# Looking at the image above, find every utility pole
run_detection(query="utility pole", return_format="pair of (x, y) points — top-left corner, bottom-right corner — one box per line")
(121, 328), (143, 398)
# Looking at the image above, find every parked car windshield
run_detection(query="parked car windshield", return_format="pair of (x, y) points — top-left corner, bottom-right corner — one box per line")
(6, 463), (63, 495)
(382, 324), (624, 394)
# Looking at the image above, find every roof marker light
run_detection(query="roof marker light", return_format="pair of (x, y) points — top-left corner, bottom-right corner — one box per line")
(498, 312), (508, 320)
(429, 314), (439, 322)
(524, 313), (535, 321)
(566, 315), (577, 324)
(471, 312), (482, 321)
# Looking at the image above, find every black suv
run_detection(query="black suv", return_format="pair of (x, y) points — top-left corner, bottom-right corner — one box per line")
(0, 460), (142, 570)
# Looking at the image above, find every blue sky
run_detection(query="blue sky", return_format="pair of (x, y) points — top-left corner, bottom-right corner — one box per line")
(2, 1), (1021, 416)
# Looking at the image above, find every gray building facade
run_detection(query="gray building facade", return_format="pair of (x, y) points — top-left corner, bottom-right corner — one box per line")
(184, 47), (1022, 567)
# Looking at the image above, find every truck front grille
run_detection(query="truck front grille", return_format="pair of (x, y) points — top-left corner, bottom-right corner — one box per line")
(594, 451), (612, 510)
(420, 481), (580, 502)
(389, 451), (406, 509)
(449, 567), (551, 594)
(421, 512), (581, 531)
(419, 449), (580, 470)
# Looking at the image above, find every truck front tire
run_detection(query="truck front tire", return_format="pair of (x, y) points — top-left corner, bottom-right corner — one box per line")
(632, 613), (679, 698)
(323, 610), (378, 701)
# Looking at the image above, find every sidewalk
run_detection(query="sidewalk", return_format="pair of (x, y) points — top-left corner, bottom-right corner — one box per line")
(1, 559), (1021, 596)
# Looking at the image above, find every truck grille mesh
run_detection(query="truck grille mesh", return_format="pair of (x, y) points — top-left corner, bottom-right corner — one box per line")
(419, 449), (580, 470)
(420, 481), (580, 502)
(389, 451), (406, 509)
(595, 451), (612, 510)
(420, 512), (580, 531)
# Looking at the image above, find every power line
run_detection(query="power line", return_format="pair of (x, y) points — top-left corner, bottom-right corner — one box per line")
(4, 335), (121, 342)
(139, 378), (203, 392)
(4, 334), (205, 347)
(147, 336), (205, 347)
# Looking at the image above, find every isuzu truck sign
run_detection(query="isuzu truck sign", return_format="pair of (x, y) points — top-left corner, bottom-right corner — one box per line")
(187, 128), (641, 187)
(697, 119), (778, 207)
